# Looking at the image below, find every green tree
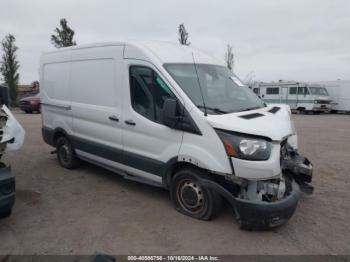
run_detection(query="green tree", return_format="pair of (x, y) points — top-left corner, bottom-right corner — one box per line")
(0, 34), (20, 106)
(51, 18), (77, 48)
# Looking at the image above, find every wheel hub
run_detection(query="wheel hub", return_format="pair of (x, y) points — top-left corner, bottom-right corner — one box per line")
(60, 144), (70, 162)
(179, 181), (204, 211)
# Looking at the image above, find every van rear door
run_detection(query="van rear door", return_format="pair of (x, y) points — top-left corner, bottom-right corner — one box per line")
(41, 51), (72, 133)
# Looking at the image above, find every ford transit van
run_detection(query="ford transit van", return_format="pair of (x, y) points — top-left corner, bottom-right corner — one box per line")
(40, 41), (313, 230)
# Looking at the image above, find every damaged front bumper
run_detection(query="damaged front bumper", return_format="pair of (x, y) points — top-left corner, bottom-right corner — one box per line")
(201, 178), (300, 230)
(233, 180), (300, 230)
(0, 164), (15, 217)
(201, 152), (313, 230)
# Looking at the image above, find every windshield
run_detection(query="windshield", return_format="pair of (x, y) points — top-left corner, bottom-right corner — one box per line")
(309, 87), (328, 96)
(164, 63), (265, 114)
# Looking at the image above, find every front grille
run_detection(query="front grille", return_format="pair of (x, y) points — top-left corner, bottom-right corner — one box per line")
(315, 100), (330, 104)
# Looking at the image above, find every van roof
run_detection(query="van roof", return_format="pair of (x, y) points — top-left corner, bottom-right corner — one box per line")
(41, 40), (224, 66)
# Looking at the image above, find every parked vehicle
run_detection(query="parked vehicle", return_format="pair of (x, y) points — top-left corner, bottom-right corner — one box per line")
(252, 81), (332, 113)
(0, 83), (9, 106)
(40, 41), (313, 230)
(19, 93), (41, 113)
(0, 105), (25, 218)
(313, 80), (350, 113)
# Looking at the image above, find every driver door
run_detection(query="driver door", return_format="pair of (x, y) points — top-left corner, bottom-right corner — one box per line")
(121, 60), (184, 184)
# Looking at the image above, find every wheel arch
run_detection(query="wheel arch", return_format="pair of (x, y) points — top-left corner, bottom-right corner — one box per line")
(162, 157), (212, 189)
(42, 126), (69, 147)
(52, 128), (69, 146)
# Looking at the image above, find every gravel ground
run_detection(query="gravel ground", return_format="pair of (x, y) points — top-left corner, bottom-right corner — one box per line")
(0, 112), (349, 255)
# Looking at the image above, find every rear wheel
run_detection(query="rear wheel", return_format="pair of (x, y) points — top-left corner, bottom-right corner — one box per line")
(56, 136), (81, 169)
(170, 167), (222, 220)
(25, 110), (32, 114)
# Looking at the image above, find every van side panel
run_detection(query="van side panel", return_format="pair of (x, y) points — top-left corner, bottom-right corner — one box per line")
(70, 46), (124, 162)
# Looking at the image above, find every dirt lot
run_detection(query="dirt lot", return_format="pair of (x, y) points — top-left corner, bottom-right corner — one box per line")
(0, 112), (350, 255)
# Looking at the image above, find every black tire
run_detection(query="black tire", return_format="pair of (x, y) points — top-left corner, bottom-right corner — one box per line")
(170, 167), (223, 220)
(0, 209), (12, 219)
(25, 110), (33, 114)
(56, 136), (81, 169)
(298, 108), (306, 114)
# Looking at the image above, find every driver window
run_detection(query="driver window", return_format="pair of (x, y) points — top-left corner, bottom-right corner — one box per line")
(298, 86), (309, 95)
(130, 66), (175, 123)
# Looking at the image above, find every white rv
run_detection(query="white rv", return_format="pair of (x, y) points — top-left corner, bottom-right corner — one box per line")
(314, 80), (350, 113)
(252, 81), (332, 113)
(40, 41), (313, 230)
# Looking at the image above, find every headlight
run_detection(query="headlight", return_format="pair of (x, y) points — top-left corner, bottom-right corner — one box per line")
(216, 129), (271, 161)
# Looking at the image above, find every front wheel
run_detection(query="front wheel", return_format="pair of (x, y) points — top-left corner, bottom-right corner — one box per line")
(56, 136), (81, 169)
(170, 167), (222, 220)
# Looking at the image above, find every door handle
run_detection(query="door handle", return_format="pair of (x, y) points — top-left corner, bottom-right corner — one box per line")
(108, 115), (119, 122)
(125, 120), (136, 126)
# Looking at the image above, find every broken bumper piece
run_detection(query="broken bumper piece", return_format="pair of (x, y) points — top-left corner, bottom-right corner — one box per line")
(283, 153), (314, 194)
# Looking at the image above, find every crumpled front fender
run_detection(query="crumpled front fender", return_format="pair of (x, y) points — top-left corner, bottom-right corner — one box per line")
(1, 105), (25, 151)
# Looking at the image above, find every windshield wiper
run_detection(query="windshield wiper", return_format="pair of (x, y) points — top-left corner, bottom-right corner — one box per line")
(196, 105), (228, 114)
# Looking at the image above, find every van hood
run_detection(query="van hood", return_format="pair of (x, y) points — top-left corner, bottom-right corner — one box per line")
(206, 105), (294, 141)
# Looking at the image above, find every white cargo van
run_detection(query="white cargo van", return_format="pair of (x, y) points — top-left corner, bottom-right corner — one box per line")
(40, 41), (313, 230)
(252, 81), (332, 113)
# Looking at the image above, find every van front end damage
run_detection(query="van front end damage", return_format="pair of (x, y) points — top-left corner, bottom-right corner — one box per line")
(0, 105), (25, 218)
(201, 142), (313, 230)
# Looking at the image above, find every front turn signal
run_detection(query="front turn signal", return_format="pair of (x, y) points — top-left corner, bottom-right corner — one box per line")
(223, 138), (238, 157)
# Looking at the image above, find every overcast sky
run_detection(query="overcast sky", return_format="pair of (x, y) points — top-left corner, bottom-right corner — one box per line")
(0, 0), (349, 84)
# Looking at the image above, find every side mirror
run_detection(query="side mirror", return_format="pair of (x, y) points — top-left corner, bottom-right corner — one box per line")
(162, 98), (178, 127)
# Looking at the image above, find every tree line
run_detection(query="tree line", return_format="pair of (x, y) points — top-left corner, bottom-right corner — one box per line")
(0, 19), (234, 107)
